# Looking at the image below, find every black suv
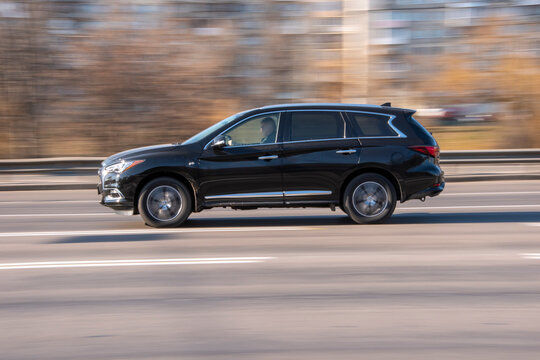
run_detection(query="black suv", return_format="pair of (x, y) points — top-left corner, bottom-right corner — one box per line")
(98, 103), (444, 227)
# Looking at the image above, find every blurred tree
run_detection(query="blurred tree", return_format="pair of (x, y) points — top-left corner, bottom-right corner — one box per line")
(0, 0), (346, 157)
(0, 1), (241, 157)
(40, 7), (240, 156)
(0, 1), (45, 158)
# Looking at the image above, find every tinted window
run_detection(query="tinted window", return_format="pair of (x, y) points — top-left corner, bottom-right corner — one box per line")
(222, 112), (280, 146)
(289, 111), (344, 141)
(408, 116), (436, 145)
(347, 112), (396, 137)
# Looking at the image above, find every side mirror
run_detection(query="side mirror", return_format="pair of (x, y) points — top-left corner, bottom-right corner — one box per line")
(211, 135), (227, 149)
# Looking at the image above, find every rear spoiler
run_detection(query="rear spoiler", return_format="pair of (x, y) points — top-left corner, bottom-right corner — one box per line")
(380, 102), (416, 116)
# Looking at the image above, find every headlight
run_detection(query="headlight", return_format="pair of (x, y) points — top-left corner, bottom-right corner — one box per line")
(103, 160), (145, 174)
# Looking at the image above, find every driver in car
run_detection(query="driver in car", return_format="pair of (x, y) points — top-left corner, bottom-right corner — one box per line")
(260, 117), (277, 144)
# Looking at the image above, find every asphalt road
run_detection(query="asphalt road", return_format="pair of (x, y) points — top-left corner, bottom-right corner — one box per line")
(1, 180), (540, 360)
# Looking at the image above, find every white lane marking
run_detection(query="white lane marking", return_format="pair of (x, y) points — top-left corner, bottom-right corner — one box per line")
(521, 254), (540, 259)
(0, 213), (109, 217)
(443, 191), (540, 196)
(0, 227), (308, 238)
(1, 257), (272, 266)
(0, 257), (275, 270)
(524, 223), (540, 227)
(397, 205), (540, 211)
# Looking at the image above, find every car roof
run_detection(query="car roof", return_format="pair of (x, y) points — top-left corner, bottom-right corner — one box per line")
(253, 103), (415, 115)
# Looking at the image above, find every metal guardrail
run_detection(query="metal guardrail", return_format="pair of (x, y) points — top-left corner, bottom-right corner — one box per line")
(0, 157), (103, 175)
(1, 150), (540, 174)
(440, 149), (540, 164)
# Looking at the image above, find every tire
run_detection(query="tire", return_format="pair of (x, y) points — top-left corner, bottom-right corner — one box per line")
(138, 177), (192, 228)
(343, 173), (397, 224)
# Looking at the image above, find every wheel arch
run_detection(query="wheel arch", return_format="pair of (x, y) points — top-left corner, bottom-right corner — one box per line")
(340, 167), (403, 206)
(133, 171), (198, 214)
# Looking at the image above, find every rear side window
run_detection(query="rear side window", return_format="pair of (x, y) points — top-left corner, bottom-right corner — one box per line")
(407, 116), (436, 145)
(289, 111), (345, 141)
(347, 112), (396, 137)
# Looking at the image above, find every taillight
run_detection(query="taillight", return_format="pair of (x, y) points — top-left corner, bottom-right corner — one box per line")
(409, 145), (440, 158)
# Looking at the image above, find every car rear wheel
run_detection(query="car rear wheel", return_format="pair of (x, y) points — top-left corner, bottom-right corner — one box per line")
(343, 173), (396, 224)
(138, 177), (192, 228)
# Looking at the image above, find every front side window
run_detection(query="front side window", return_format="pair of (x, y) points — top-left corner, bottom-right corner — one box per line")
(288, 111), (345, 141)
(347, 112), (397, 137)
(222, 112), (280, 146)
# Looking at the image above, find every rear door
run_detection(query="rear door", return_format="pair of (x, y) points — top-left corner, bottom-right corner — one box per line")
(280, 110), (361, 204)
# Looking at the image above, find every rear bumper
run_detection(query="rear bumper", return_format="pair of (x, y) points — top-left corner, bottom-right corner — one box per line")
(407, 182), (445, 200)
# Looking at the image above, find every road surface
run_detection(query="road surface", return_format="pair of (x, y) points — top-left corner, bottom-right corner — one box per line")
(1, 180), (540, 359)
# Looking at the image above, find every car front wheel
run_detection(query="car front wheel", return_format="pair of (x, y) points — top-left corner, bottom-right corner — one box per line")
(138, 177), (192, 228)
(343, 173), (397, 224)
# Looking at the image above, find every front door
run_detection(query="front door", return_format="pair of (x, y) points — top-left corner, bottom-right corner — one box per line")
(198, 112), (284, 206)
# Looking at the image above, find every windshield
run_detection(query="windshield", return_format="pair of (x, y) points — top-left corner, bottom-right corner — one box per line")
(182, 110), (248, 145)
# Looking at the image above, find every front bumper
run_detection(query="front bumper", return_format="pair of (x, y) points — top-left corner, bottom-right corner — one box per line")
(98, 171), (134, 215)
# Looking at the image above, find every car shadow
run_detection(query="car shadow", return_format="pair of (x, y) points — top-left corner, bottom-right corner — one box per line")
(52, 233), (173, 244)
(183, 215), (353, 227)
(51, 211), (539, 243)
(183, 211), (540, 227)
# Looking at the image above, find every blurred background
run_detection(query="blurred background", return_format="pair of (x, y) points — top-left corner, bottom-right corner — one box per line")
(0, 0), (539, 158)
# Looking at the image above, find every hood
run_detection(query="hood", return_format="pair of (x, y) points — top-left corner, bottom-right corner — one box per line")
(103, 144), (177, 166)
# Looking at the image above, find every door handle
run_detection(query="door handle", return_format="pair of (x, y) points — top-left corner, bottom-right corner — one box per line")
(258, 155), (278, 160)
(336, 149), (356, 155)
